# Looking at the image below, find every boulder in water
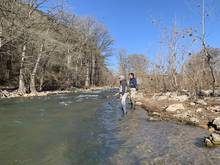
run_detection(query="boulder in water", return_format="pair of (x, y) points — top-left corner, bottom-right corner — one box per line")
(212, 117), (220, 130)
(204, 117), (220, 147)
(205, 133), (220, 147)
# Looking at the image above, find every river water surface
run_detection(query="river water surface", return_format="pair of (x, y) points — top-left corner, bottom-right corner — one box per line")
(0, 90), (220, 165)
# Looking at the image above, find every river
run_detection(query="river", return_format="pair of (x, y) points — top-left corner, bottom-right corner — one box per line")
(0, 89), (220, 165)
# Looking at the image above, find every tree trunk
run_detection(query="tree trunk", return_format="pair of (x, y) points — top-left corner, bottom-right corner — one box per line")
(203, 43), (216, 96)
(207, 60), (215, 96)
(91, 54), (96, 86)
(75, 60), (79, 87)
(0, 19), (2, 48)
(39, 71), (44, 91)
(67, 48), (71, 86)
(85, 63), (90, 88)
(18, 44), (27, 94)
(30, 43), (43, 93)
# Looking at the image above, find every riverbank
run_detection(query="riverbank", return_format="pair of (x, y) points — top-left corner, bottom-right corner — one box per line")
(0, 86), (113, 99)
(134, 91), (220, 130)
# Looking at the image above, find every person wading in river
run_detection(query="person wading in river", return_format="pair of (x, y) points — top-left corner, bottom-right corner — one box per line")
(119, 75), (128, 115)
(129, 73), (138, 110)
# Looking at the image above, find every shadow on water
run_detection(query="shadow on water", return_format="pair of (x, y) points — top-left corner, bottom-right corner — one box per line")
(194, 137), (206, 148)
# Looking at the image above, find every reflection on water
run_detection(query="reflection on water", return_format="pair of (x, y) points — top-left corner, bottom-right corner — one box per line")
(0, 90), (220, 165)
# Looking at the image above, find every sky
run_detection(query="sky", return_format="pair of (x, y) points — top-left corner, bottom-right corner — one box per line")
(45, 0), (220, 71)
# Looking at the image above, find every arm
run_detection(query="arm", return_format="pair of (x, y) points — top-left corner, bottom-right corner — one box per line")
(134, 78), (138, 90)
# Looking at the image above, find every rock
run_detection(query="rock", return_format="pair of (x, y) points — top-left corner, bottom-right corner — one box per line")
(179, 89), (190, 96)
(190, 102), (196, 106)
(196, 108), (204, 113)
(205, 133), (220, 147)
(157, 95), (169, 100)
(152, 92), (188, 102)
(152, 112), (161, 116)
(175, 95), (189, 102)
(0, 90), (10, 98)
(152, 93), (168, 100)
(205, 138), (214, 147)
(166, 103), (185, 112)
(174, 111), (191, 119)
(190, 117), (199, 123)
(136, 101), (143, 106)
(208, 127), (215, 133)
(148, 117), (159, 121)
(170, 92), (178, 97)
(205, 118), (220, 147)
(152, 92), (163, 97)
(216, 97), (220, 102)
(195, 99), (207, 106)
(200, 90), (213, 97)
(134, 92), (144, 101)
(213, 117), (220, 130)
(165, 92), (172, 96)
(211, 133), (220, 142)
(215, 90), (220, 96)
(207, 106), (220, 112)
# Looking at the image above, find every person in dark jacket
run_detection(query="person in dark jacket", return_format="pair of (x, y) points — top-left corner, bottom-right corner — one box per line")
(119, 75), (128, 115)
(129, 73), (138, 109)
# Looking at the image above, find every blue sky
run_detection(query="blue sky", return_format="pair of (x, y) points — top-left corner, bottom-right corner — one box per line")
(45, 0), (220, 71)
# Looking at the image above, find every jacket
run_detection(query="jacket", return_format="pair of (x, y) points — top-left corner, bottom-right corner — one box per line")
(129, 78), (137, 89)
(119, 79), (127, 95)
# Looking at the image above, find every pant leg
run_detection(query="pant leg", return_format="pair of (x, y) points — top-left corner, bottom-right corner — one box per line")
(121, 93), (128, 114)
(130, 88), (137, 109)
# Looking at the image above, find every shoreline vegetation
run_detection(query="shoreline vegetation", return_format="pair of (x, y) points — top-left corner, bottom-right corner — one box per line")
(0, 1), (115, 97)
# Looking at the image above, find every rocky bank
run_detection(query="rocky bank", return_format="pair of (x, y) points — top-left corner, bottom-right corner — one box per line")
(0, 86), (112, 99)
(134, 90), (220, 146)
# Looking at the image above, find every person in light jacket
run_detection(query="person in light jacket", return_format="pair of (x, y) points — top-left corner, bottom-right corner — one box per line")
(119, 75), (128, 115)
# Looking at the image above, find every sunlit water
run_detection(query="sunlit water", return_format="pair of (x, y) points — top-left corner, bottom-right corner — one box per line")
(0, 90), (220, 165)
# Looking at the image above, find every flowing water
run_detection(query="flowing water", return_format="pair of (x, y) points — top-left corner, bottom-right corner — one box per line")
(0, 89), (220, 165)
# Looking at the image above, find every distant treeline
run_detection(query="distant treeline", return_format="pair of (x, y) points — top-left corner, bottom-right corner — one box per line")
(0, 0), (115, 94)
(119, 25), (220, 96)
